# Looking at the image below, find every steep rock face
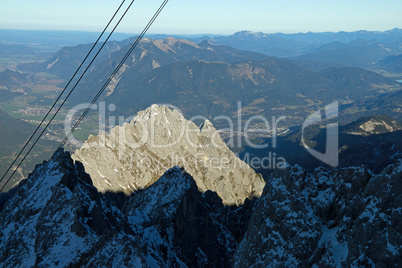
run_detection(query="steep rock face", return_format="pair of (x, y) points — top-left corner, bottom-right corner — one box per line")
(123, 166), (202, 264)
(80, 166), (205, 267)
(73, 104), (265, 205)
(233, 161), (402, 267)
(119, 166), (245, 267)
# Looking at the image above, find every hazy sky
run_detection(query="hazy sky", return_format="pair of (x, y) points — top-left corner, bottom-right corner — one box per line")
(1, 0), (401, 34)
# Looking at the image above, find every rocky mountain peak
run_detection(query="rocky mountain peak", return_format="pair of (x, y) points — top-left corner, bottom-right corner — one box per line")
(135, 103), (182, 121)
(73, 105), (265, 205)
(124, 165), (198, 218)
(199, 118), (214, 131)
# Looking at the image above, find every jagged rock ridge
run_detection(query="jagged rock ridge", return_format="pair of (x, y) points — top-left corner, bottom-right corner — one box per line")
(72, 104), (265, 205)
(1, 149), (401, 266)
(0, 149), (251, 267)
(234, 161), (402, 266)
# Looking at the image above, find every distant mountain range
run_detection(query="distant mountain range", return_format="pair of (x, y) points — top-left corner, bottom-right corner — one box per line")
(195, 29), (402, 72)
(203, 28), (402, 57)
(5, 29), (402, 125)
(16, 36), (401, 129)
(2, 28), (402, 53)
(292, 40), (398, 71)
(106, 58), (400, 126)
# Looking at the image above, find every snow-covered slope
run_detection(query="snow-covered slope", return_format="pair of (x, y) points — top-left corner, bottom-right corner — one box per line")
(234, 161), (402, 267)
(1, 149), (400, 266)
(0, 149), (248, 267)
(0, 149), (124, 267)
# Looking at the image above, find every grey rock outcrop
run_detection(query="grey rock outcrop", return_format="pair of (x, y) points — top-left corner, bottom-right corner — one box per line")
(73, 104), (265, 205)
(233, 161), (402, 267)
